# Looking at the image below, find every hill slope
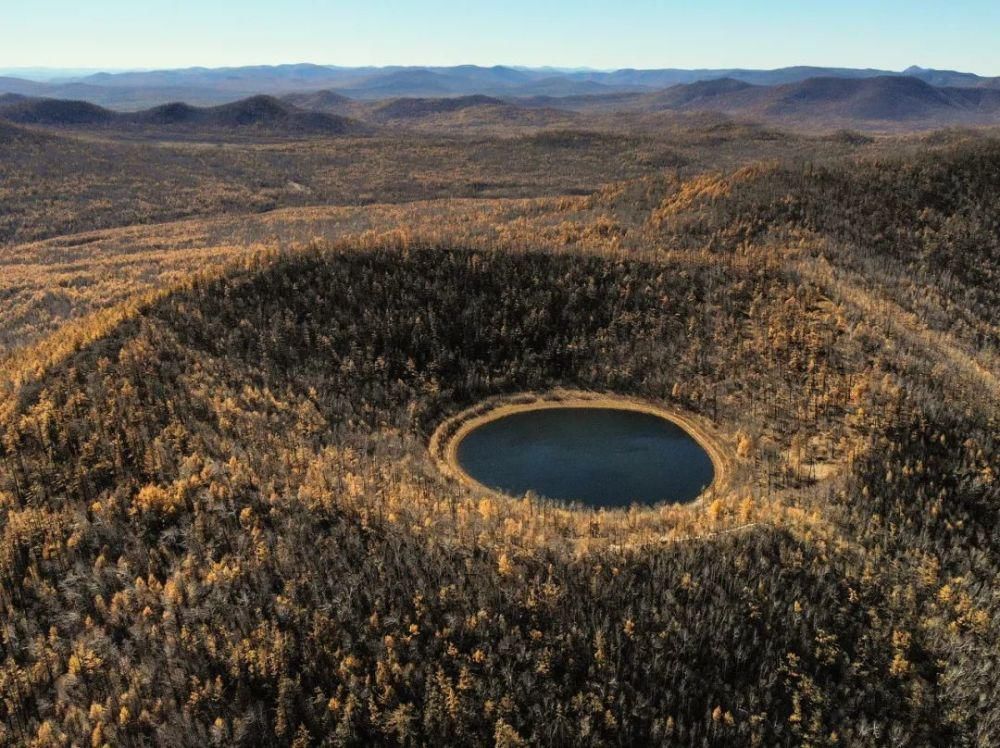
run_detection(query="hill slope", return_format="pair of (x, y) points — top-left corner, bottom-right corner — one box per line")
(0, 97), (116, 125)
(0, 119), (52, 144)
(2, 139), (1000, 745)
(133, 95), (367, 134)
(280, 89), (356, 116)
(0, 94), (370, 135)
(637, 75), (1000, 126)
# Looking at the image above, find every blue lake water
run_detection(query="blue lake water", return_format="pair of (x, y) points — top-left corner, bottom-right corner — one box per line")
(455, 407), (714, 507)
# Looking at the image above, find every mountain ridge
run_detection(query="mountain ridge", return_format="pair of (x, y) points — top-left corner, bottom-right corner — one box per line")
(634, 75), (1000, 124)
(0, 94), (370, 134)
(2, 64), (998, 108)
(5, 74), (1000, 132)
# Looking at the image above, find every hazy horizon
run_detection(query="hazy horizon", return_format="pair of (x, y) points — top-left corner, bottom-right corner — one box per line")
(1, 61), (996, 85)
(5, 0), (1000, 77)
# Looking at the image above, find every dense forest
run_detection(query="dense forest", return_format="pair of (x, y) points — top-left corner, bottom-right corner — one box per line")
(644, 139), (1000, 341)
(0, 129), (998, 745)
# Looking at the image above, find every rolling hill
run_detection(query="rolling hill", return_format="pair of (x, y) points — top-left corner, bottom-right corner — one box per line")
(0, 118), (52, 145)
(369, 94), (507, 119)
(6, 76), (1000, 132)
(633, 75), (1000, 126)
(0, 96), (116, 125)
(133, 95), (366, 133)
(0, 94), (370, 135)
(364, 95), (577, 130)
(280, 89), (356, 116)
(366, 94), (554, 122)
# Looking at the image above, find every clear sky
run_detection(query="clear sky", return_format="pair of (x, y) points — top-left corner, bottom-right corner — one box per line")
(4, 0), (1000, 76)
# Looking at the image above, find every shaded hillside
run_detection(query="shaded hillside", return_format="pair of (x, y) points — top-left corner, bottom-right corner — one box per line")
(646, 78), (757, 108)
(636, 75), (1000, 127)
(0, 119), (51, 145)
(759, 76), (1000, 121)
(903, 64), (1000, 89)
(371, 94), (507, 119)
(641, 139), (1000, 345)
(0, 96), (115, 125)
(133, 95), (368, 134)
(511, 91), (646, 113)
(508, 76), (636, 97)
(280, 89), (356, 115)
(0, 94), (370, 135)
(360, 95), (575, 130)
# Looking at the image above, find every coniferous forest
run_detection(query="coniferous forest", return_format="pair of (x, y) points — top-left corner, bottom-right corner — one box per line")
(0, 103), (999, 746)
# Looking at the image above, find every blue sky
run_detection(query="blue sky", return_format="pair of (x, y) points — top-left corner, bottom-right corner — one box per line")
(4, 0), (1000, 75)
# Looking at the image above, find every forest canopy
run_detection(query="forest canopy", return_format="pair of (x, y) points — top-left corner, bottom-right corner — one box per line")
(0, 127), (998, 746)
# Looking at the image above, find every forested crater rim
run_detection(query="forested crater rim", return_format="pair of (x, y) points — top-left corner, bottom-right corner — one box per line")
(430, 390), (733, 509)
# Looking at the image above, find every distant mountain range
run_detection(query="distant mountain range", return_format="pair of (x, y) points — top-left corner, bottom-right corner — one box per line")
(1, 63), (999, 109)
(3, 65), (1000, 132)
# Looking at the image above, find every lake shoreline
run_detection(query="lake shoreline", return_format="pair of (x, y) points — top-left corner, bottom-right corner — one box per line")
(429, 389), (734, 510)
